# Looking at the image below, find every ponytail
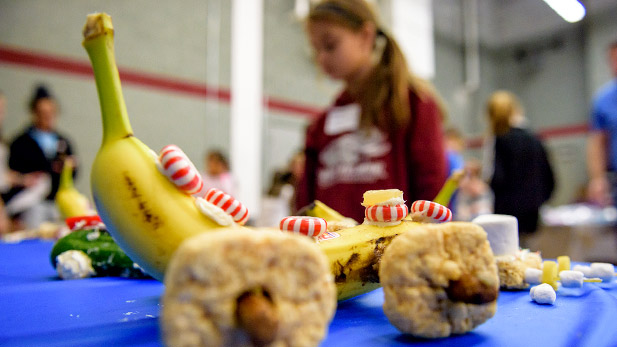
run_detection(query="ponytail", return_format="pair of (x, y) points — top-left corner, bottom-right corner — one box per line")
(356, 29), (410, 130)
(308, 0), (446, 133)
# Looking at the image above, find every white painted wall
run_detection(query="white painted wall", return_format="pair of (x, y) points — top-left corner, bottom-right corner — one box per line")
(1, 0), (617, 209)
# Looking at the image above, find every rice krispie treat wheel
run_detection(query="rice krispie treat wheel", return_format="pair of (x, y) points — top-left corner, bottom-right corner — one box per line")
(495, 250), (543, 289)
(161, 229), (336, 347)
(379, 222), (499, 338)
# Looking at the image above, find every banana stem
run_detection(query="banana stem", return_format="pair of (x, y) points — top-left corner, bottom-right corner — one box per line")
(59, 158), (74, 189)
(433, 169), (464, 206)
(82, 13), (133, 144)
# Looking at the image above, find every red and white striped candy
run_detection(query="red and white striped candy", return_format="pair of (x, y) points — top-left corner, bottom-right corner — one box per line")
(204, 188), (249, 225)
(158, 145), (203, 195)
(365, 204), (408, 223)
(279, 216), (327, 238)
(410, 200), (452, 223)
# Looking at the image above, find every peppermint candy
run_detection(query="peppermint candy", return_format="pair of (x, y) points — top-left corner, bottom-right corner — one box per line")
(158, 145), (203, 196)
(364, 204), (408, 223)
(279, 216), (327, 238)
(410, 200), (452, 223)
(204, 188), (249, 225)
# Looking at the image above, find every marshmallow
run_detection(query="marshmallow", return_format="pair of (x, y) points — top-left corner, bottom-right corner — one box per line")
(472, 214), (519, 256)
(559, 270), (584, 288)
(56, 250), (96, 280)
(530, 283), (556, 305)
(194, 197), (234, 226)
(572, 265), (594, 278)
(524, 268), (542, 285)
(590, 263), (615, 282)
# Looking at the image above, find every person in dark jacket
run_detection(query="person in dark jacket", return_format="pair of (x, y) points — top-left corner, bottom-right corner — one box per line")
(482, 90), (554, 242)
(6, 84), (76, 229)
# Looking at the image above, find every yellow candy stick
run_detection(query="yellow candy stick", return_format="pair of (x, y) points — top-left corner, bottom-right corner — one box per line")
(557, 256), (571, 273)
(584, 278), (602, 283)
(433, 170), (464, 206)
(542, 261), (559, 290)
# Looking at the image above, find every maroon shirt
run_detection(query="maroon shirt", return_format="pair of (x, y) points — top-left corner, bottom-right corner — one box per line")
(296, 88), (447, 223)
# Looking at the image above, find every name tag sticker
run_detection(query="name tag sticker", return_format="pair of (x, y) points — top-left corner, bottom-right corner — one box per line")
(317, 231), (340, 242)
(324, 104), (360, 135)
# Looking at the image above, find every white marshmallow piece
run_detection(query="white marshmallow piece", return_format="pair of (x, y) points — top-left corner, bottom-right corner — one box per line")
(194, 197), (234, 226)
(572, 265), (593, 278)
(56, 250), (96, 280)
(530, 283), (556, 305)
(559, 270), (584, 288)
(472, 214), (519, 256)
(590, 263), (615, 282)
(524, 268), (542, 285)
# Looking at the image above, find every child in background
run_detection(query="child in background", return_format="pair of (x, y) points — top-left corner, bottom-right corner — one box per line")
(444, 127), (465, 176)
(201, 150), (236, 197)
(444, 127), (466, 214)
(257, 151), (305, 227)
(295, 0), (447, 223)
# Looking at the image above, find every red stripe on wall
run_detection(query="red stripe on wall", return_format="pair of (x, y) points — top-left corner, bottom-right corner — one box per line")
(538, 123), (589, 139)
(0, 44), (321, 119)
(466, 123), (590, 149)
(1, 45), (590, 132)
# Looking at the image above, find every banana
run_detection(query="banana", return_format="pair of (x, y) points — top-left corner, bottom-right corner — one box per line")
(55, 158), (93, 219)
(432, 169), (464, 207)
(83, 13), (227, 281)
(318, 219), (418, 301)
(81, 13), (434, 304)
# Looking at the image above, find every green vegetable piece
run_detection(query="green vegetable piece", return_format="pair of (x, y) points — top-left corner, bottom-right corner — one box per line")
(50, 229), (149, 278)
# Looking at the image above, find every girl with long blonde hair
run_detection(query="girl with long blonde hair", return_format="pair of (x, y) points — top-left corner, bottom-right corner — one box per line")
(295, 0), (447, 222)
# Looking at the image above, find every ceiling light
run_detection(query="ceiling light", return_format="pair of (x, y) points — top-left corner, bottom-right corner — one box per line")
(542, 0), (586, 23)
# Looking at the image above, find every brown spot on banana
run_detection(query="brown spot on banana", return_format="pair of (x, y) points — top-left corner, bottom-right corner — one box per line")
(333, 234), (399, 285)
(236, 290), (278, 347)
(358, 235), (398, 283)
(122, 172), (162, 229)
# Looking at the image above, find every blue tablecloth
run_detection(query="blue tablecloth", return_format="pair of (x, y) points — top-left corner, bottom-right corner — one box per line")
(1, 240), (617, 346)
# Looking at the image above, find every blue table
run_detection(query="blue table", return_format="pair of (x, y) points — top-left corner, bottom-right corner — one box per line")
(1, 240), (617, 346)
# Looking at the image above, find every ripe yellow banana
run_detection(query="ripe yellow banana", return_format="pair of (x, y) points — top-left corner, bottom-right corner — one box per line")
(318, 220), (418, 301)
(82, 13), (429, 304)
(83, 13), (226, 281)
(301, 200), (357, 224)
(55, 158), (92, 219)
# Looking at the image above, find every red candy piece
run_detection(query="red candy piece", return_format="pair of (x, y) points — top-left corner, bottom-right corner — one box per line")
(279, 216), (327, 238)
(365, 204), (408, 223)
(65, 215), (104, 231)
(158, 145), (204, 195)
(204, 188), (249, 225)
(410, 200), (452, 223)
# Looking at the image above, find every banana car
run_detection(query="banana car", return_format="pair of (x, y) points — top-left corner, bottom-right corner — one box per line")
(83, 13), (500, 346)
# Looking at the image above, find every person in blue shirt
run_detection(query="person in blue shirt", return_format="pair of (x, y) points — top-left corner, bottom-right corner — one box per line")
(6, 84), (76, 229)
(444, 127), (465, 177)
(587, 40), (617, 207)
